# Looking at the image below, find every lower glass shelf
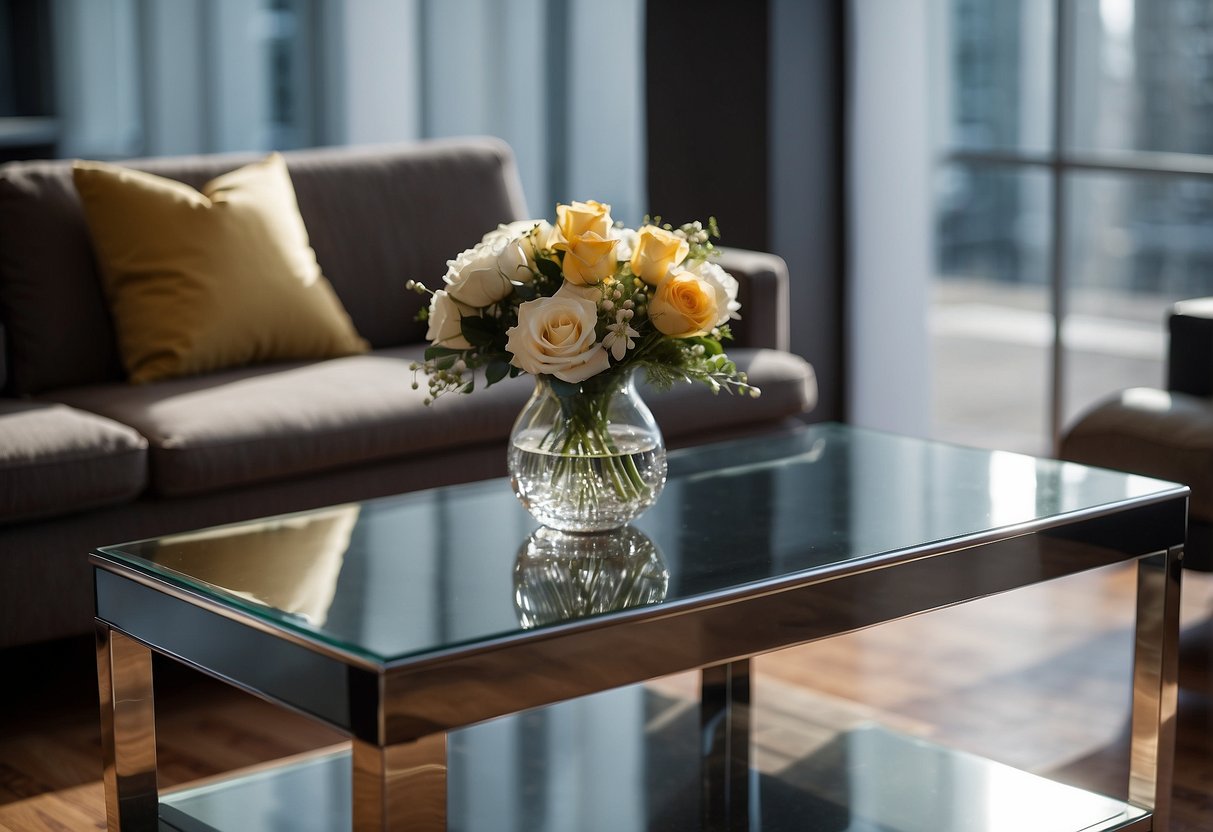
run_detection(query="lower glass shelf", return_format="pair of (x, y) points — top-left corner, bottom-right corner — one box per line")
(158, 684), (1149, 832)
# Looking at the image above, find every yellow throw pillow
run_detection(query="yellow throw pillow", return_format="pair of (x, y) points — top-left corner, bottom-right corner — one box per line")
(73, 153), (369, 384)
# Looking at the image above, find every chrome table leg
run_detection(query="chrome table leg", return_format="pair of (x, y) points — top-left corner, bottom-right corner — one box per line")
(701, 659), (753, 831)
(352, 732), (447, 831)
(96, 623), (159, 832)
(1129, 546), (1183, 831)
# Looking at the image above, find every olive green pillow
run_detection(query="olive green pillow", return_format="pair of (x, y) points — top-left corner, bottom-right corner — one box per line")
(73, 153), (368, 384)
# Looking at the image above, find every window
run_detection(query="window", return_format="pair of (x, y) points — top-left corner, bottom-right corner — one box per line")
(933, 0), (1213, 455)
(29, 1), (645, 228)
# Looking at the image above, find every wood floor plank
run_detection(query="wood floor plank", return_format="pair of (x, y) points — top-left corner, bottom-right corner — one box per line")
(0, 783), (105, 831)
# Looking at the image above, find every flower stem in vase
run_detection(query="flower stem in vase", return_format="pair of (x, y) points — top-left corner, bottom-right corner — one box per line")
(509, 372), (666, 532)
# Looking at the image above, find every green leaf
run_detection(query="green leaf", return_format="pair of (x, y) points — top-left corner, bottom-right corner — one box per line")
(549, 377), (582, 398)
(535, 257), (563, 282)
(460, 316), (497, 348)
(485, 361), (510, 386)
(691, 336), (724, 356)
(424, 346), (463, 361)
(513, 282), (538, 301)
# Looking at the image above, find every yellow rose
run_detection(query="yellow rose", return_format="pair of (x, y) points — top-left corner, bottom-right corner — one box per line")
(649, 271), (720, 337)
(556, 200), (612, 242)
(562, 231), (618, 285)
(629, 225), (689, 286)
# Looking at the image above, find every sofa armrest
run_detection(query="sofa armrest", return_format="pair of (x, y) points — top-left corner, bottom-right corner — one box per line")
(1168, 298), (1213, 397)
(713, 247), (790, 351)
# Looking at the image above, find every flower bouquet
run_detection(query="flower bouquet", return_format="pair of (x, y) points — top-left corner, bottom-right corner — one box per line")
(409, 199), (759, 531)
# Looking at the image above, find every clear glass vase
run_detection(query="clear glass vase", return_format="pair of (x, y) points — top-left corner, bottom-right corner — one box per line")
(508, 370), (667, 532)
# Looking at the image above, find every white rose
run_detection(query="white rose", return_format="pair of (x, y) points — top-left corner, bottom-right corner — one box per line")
(444, 236), (530, 307)
(685, 260), (741, 326)
(482, 220), (537, 245)
(495, 236), (532, 283)
(425, 290), (478, 349)
(613, 227), (638, 262)
(483, 220), (554, 268)
(505, 295), (610, 383)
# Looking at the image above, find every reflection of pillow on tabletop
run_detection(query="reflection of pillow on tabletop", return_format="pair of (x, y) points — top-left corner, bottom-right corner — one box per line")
(148, 504), (361, 626)
(72, 153), (368, 384)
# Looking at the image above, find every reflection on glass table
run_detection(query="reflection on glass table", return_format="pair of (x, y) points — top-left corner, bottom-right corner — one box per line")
(513, 525), (669, 629)
(142, 504), (359, 626)
(159, 684), (1146, 832)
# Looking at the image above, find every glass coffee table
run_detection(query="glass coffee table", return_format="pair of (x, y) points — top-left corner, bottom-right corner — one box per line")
(92, 423), (1186, 831)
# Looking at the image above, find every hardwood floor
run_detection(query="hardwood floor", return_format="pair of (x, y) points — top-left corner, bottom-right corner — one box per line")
(0, 642), (344, 831)
(756, 563), (1213, 832)
(2, 564), (1211, 830)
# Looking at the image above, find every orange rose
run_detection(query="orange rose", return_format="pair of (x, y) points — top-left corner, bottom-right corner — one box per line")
(649, 271), (719, 337)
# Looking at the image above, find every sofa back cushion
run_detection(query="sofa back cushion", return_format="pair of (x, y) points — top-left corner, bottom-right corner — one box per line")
(0, 137), (528, 395)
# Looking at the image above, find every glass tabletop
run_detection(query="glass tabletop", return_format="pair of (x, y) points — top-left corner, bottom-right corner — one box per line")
(95, 423), (1184, 665)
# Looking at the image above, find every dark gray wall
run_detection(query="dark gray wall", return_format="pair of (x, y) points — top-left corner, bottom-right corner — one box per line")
(644, 1), (769, 250)
(645, 0), (846, 422)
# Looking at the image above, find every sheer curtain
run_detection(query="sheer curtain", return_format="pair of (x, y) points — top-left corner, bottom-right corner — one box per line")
(846, 0), (933, 438)
(48, 0), (646, 224)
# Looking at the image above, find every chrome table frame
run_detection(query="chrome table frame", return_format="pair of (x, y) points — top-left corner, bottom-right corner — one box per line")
(93, 475), (1186, 831)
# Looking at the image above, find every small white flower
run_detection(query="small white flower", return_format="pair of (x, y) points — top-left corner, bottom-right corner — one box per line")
(602, 312), (640, 361)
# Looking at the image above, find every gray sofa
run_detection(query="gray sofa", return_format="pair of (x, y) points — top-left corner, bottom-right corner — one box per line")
(0, 137), (817, 649)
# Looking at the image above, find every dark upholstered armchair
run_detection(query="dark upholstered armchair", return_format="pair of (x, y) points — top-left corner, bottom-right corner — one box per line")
(1059, 298), (1213, 570)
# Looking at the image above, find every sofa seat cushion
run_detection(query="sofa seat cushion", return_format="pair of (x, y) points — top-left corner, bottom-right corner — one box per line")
(1059, 387), (1213, 522)
(45, 346), (532, 498)
(0, 401), (147, 524)
(46, 345), (815, 500)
